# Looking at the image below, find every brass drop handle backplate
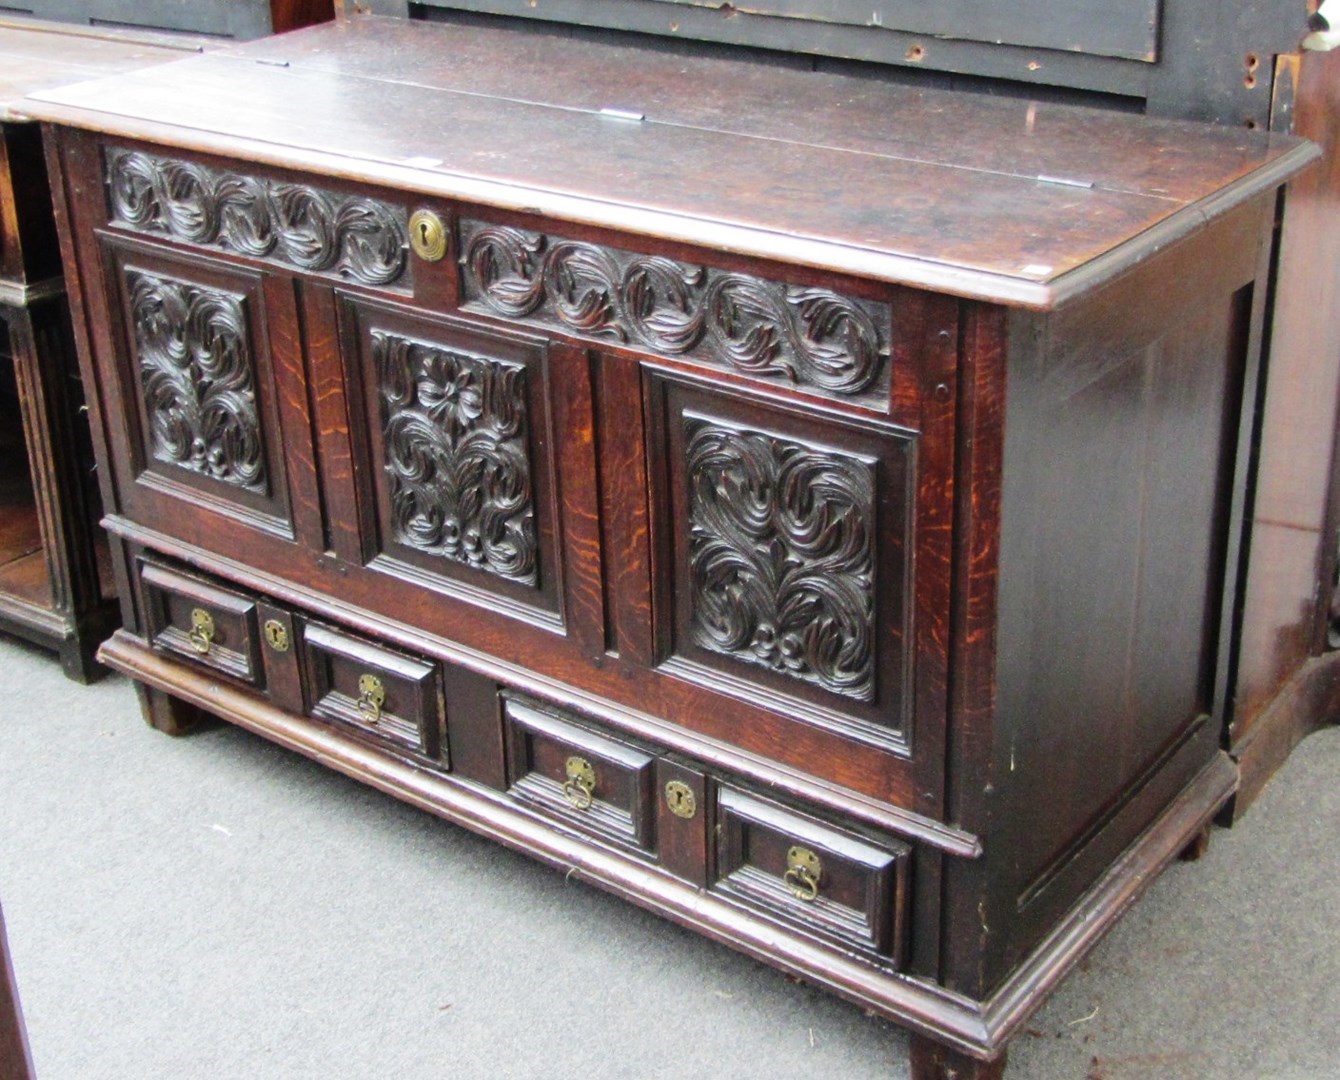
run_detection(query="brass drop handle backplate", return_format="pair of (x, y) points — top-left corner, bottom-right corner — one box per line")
(356, 673), (386, 725)
(562, 755), (596, 810)
(784, 845), (823, 903)
(188, 608), (215, 655)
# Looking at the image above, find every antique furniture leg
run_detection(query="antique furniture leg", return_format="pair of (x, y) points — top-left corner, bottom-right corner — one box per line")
(910, 1035), (1006, 1080)
(135, 684), (205, 737)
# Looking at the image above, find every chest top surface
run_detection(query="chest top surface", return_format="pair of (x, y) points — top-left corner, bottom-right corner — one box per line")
(21, 15), (1318, 307)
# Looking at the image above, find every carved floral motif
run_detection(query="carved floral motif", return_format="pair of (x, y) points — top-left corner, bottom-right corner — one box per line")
(128, 270), (267, 493)
(460, 221), (887, 396)
(685, 416), (876, 701)
(373, 330), (537, 585)
(107, 149), (408, 286)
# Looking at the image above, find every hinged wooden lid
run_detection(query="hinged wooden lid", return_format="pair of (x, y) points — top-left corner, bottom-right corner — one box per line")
(21, 15), (1320, 308)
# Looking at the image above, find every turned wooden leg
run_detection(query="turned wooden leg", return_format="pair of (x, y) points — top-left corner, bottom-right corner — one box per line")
(1178, 825), (1212, 862)
(909, 1034), (1006, 1080)
(135, 683), (204, 736)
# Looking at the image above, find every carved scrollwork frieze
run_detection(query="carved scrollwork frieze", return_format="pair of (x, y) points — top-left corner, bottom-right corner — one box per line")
(373, 329), (538, 586)
(106, 149), (409, 287)
(127, 270), (268, 494)
(684, 415), (876, 701)
(459, 220), (889, 398)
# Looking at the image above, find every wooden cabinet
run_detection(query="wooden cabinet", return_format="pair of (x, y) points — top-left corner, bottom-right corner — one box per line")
(0, 21), (209, 679)
(24, 16), (1318, 1078)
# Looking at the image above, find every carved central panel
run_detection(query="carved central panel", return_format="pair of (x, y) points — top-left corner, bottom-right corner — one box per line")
(373, 330), (537, 585)
(127, 270), (267, 494)
(460, 220), (889, 399)
(685, 416), (876, 701)
(106, 149), (408, 287)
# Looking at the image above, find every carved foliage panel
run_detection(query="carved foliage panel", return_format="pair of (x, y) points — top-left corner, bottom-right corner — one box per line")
(685, 415), (877, 702)
(126, 267), (268, 496)
(657, 377), (912, 745)
(106, 148), (409, 288)
(341, 298), (564, 622)
(372, 328), (538, 586)
(460, 219), (891, 402)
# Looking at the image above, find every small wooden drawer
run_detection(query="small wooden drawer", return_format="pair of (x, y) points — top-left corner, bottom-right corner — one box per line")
(301, 622), (444, 762)
(140, 560), (262, 686)
(712, 786), (911, 965)
(503, 697), (656, 855)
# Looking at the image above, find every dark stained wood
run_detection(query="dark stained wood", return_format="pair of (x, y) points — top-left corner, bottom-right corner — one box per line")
(238, 17), (1268, 207)
(34, 18), (1309, 1079)
(503, 696), (658, 855)
(655, 758), (708, 886)
(139, 558), (264, 685)
(21, 18), (1317, 307)
(713, 785), (911, 966)
(595, 352), (654, 665)
(441, 663), (505, 790)
(301, 619), (445, 761)
(256, 600), (303, 708)
(1228, 47), (1340, 816)
(910, 1034), (1005, 1080)
(134, 680), (203, 736)
(0, 899), (35, 1080)
(0, 21), (205, 679)
(949, 194), (1270, 994)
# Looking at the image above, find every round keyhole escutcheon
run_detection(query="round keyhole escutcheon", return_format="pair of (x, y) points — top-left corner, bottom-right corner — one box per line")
(408, 208), (448, 262)
(664, 780), (697, 820)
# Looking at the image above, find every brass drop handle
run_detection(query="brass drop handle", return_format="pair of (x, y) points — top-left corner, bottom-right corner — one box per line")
(356, 673), (386, 725)
(562, 755), (596, 810)
(188, 608), (215, 655)
(784, 845), (823, 903)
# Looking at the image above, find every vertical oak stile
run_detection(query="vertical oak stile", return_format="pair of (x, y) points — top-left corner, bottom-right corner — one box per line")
(261, 272), (325, 554)
(597, 353), (656, 666)
(41, 127), (144, 639)
(306, 284), (369, 565)
(547, 342), (606, 662)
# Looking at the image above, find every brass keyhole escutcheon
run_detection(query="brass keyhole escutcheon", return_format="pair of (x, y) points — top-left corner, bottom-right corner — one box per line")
(263, 619), (289, 652)
(664, 780), (697, 820)
(357, 673), (386, 725)
(408, 209), (447, 262)
(562, 755), (596, 810)
(784, 845), (823, 903)
(188, 608), (215, 655)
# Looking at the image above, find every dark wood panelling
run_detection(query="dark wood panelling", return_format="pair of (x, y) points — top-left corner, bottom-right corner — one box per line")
(1230, 48), (1340, 813)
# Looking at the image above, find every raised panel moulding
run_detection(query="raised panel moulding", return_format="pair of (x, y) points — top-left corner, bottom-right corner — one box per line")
(372, 328), (539, 586)
(127, 269), (268, 495)
(684, 414), (877, 702)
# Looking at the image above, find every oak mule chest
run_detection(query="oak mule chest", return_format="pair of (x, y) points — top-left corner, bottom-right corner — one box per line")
(24, 16), (1318, 1078)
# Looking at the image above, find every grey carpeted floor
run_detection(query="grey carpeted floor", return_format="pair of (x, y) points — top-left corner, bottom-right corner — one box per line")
(1, 633), (1338, 1080)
